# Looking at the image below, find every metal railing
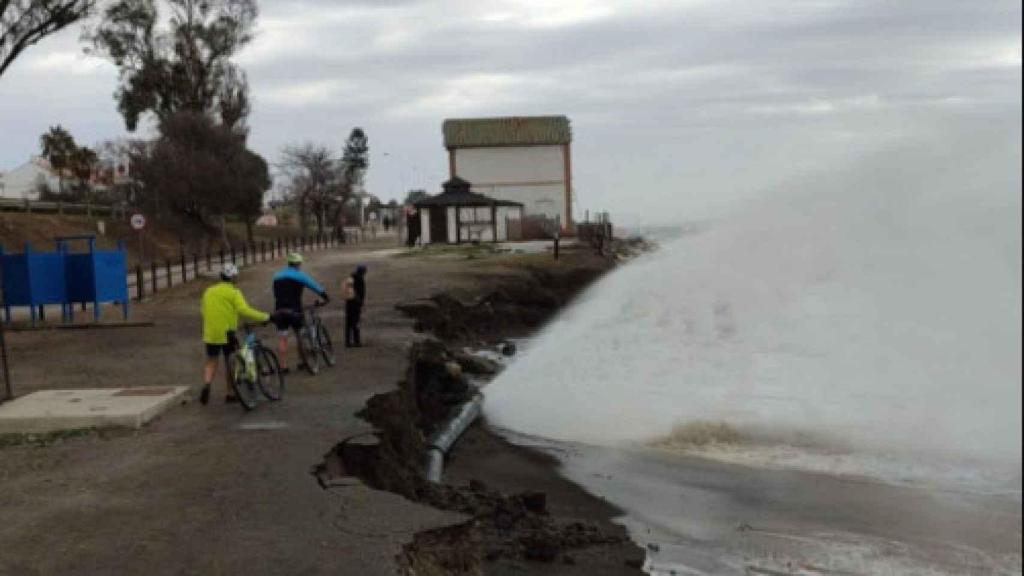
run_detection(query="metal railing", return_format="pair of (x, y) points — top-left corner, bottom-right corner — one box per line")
(125, 231), (361, 302)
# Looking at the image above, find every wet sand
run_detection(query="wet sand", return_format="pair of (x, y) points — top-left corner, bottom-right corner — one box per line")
(526, 437), (1023, 575)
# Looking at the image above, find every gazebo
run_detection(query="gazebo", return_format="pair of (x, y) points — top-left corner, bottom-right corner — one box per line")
(415, 177), (524, 244)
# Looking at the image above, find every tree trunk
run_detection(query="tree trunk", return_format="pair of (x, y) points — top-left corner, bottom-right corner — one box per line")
(298, 199), (309, 236)
(220, 214), (230, 247)
(315, 208), (324, 236)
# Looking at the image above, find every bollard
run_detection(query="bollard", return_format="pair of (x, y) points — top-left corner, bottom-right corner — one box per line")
(136, 265), (144, 301)
(193, 253), (199, 280)
(165, 259), (173, 288)
(151, 261), (158, 294)
(206, 251), (212, 271)
(180, 253), (187, 282)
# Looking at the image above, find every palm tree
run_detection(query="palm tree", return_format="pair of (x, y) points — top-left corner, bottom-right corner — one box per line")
(39, 126), (76, 197)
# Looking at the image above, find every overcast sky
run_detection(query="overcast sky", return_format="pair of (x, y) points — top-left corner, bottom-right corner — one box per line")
(0, 0), (1020, 225)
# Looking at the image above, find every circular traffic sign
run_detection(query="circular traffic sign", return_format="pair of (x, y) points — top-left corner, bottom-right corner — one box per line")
(130, 213), (146, 230)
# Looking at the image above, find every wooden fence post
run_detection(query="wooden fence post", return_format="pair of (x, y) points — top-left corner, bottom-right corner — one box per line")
(136, 265), (144, 301)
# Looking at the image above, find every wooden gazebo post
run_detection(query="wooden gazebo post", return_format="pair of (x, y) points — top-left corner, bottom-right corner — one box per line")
(491, 203), (498, 243)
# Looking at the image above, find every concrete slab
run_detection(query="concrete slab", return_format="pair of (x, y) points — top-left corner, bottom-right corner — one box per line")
(0, 387), (189, 434)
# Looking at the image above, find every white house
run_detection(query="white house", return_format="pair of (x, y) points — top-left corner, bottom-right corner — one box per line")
(443, 116), (573, 233)
(0, 158), (58, 200)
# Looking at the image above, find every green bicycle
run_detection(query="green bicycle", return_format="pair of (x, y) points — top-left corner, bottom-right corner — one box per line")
(227, 324), (285, 411)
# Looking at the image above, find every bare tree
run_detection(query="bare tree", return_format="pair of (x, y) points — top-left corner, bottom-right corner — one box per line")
(1, 0), (95, 78)
(279, 143), (346, 236)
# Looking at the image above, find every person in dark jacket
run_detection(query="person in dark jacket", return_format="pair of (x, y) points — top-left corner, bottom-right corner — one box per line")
(273, 253), (329, 371)
(343, 264), (367, 347)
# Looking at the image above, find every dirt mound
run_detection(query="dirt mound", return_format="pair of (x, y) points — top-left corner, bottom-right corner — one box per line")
(314, 340), (626, 574)
(395, 264), (606, 344)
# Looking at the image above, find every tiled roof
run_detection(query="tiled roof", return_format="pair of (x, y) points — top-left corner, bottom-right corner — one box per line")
(443, 116), (571, 148)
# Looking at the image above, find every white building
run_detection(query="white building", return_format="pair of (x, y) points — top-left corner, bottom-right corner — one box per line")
(0, 158), (58, 200)
(443, 116), (573, 233)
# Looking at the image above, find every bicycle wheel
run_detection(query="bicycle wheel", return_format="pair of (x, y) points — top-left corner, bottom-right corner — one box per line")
(297, 327), (321, 375)
(227, 353), (259, 411)
(256, 346), (285, 400)
(317, 319), (336, 367)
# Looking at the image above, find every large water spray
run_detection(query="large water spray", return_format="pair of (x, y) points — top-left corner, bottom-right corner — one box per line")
(485, 120), (1022, 484)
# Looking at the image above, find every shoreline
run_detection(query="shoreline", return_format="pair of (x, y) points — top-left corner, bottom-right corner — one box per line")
(318, 239), (651, 574)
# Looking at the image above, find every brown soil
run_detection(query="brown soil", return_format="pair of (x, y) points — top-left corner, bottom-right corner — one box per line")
(0, 212), (304, 265)
(315, 244), (648, 575)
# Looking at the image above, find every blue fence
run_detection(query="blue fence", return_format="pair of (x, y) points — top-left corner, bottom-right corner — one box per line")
(0, 236), (129, 325)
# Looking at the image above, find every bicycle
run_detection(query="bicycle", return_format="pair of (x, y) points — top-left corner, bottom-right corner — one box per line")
(296, 301), (336, 376)
(227, 323), (285, 411)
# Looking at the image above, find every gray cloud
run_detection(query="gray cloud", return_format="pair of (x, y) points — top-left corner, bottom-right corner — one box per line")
(1, 0), (1019, 224)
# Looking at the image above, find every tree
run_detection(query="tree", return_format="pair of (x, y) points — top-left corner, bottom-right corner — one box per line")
(404, 189), (429, 205)
(68, 144), (98, 194)
(39, 125), (76, 195)
(131, 111), (266, 243)
(279, 143), (345, 236)
(340, 127), (368, 191)
(229, 148), (270, 243)
(87, 0), (257, 131)
(1, 0), (95, 78)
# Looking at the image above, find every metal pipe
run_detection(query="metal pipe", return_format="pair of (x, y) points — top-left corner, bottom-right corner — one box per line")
(424, 393), (483, 483)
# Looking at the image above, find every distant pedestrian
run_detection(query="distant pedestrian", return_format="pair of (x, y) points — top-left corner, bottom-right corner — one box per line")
(406, 210), (420, 247)
(344, 264), (368, 347)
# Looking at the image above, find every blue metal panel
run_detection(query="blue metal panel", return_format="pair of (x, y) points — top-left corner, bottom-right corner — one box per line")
(1, 236), (129, 324)
(92, 251), (128, 302)
(27, 252), (66, 305)
(65, 253), (97, 303)
(1, 254), (32, 306)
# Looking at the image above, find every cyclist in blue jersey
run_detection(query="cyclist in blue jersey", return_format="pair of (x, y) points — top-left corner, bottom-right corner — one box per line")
(272, 253), (329, 372)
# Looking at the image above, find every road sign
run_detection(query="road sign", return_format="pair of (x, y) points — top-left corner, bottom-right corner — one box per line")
(130, 213), (146, 230)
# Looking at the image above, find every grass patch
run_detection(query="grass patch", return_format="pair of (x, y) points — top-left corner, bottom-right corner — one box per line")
(0, 427), (104, 448)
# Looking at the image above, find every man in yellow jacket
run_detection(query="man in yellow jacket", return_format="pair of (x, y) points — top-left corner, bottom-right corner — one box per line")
(200, 263), (270, 405)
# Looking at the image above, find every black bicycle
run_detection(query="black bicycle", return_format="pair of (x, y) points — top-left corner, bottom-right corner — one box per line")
(296, 301), (335, 376)
(226, 324), (285, 411)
